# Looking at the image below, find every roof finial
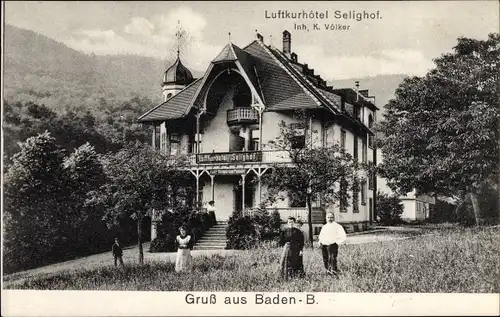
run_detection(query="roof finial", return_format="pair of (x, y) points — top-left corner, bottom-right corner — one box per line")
(175, 20), (182, 58)
(228, 32), (231, 43)
(269, 34), (273, 47)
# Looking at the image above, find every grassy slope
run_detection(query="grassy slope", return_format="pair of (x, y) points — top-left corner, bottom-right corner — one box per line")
(4, 227), (499, 292)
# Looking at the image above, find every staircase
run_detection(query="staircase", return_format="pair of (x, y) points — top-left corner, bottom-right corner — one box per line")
(193, 221), (228, 250)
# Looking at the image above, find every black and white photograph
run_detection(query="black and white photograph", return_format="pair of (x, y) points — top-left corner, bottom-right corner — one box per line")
(2, 1), (499, 316)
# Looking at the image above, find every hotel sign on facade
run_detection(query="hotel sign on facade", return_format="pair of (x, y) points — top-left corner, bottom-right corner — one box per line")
(196, 151), (263, 164)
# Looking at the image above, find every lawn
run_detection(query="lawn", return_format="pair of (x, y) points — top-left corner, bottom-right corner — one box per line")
(3, 226), (499, 292)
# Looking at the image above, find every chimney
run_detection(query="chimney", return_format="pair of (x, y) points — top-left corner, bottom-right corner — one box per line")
(355, 81), (360, 102)
(359, 89), (369, 98)
(283, 30), (291, 57)
(256, 32), (264, 42)
(291, 52), (298, 63)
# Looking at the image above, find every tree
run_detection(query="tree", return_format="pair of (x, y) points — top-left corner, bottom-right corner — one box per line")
(376, 192), (404, 225)
(63, 143), (108, 253)
(377, 33), (499, 225)
(3, 132), (107, 272)
(3, 132), (67, 271)
(89, 142), (192, 265)
(263, 111), (358, 247)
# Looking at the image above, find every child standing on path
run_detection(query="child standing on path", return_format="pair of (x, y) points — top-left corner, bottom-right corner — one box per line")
(112, 238), (124, 267)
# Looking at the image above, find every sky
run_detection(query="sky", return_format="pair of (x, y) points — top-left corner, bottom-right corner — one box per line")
(4, 1), (499, 80)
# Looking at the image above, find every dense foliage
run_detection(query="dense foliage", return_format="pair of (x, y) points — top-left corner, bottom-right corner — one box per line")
(3, 133), (109, 273)
(376, 192), (404, 225)
(377, 33), (499, 225)
(3, 98), (155, 166)
(226, 208), (282, 250)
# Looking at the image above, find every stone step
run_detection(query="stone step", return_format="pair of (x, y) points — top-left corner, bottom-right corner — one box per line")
(195, 241), (226, 245)
(194, 246), (226, 250)
(195, 245), (226, 249)
(197, 239), (226, 243)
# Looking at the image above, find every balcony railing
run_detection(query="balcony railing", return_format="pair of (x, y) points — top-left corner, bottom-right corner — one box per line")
(227, 108), (259, 125)
(244, 207), (326, 223)
(196, 151), (262, 164)
(166, 150), (293, 166)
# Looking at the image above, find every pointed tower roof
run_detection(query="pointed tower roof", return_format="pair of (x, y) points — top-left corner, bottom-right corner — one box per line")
(163, 57), (194, 85)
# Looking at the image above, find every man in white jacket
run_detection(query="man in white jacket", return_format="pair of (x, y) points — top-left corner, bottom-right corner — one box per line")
(318, 212), (347, 275)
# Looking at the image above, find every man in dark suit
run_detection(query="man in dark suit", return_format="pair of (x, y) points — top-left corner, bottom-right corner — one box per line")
(112, 238), (124, 267)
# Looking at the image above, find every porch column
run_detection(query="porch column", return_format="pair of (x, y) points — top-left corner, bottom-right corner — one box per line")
(241, 174), (246, 212)
(196, 173), (200, 205)
(252, 103), (264, 150)
(196, 111), (202, 154)
(259, 110), (263, 150)
(257, 176), (262, 205)
(152, 124), (157, 149)
(190, 169), (202, 206)
(210, 174), (215, 201)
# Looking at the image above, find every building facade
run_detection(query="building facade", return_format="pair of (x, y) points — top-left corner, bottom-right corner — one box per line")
(139, 30), (379, 236)
(377, 154), (436, 222)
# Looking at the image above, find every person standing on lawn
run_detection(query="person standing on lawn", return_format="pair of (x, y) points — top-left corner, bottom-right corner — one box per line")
(318, 212), (347, 275)
(175, 226), (193, 273)
(112, 238), (124, 267)
(278, 217), (305, 280)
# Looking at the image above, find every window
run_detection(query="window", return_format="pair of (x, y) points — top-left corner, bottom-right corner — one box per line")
(251, 129), (260, 151)
(362, 137), (367, 163)
(170, 134), (180, 155)
(353, 178), (359, 213)
(251, 138), (260, 151)
(167, 93), (173, 99)
(361, 179), (367, 205)
(339, 177), (348, 212)
(368, 162), (374, 190)
(324, 125), (334, 147)
(291, 126), (306, 149)
(341, 129), (346, 150)
(368, 115), (374, 148)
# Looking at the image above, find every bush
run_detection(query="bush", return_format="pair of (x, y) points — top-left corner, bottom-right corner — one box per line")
(150, 206), (217, 253)
(149, 234), (176, 252)
(429, 186), (499, 226)
(226, 208), (283, 250)
(377, 192), (404, 225)
(226, 214), (258, 250)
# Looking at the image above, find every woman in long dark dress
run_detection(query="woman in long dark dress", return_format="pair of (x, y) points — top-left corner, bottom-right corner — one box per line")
(278, 217), (305, 280)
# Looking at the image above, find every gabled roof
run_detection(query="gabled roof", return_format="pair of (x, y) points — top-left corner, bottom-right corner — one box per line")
(137, 78), (202, 123)
(212, 43), (238, 63)
(265, 45), (341, 114)
(138, 34), (376, 125)
(243, 41), (321, 111)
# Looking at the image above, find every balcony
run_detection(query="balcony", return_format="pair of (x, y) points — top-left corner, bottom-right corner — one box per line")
(166, 150), (293, 166)
(227, 108), (258, 125)
(244, 207), (326, 223)
(196, 151), (262, 164)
